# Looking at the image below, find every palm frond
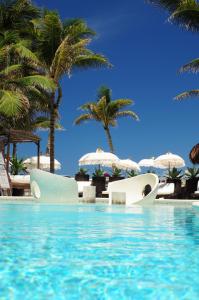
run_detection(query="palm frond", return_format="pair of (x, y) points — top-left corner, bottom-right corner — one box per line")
(16, 75), (56, 91)
(0, 64), (22, 78)
(175, 89), (199, 100)
(79, 102), (96, 111)
(97, 86), (111, 102)
(51, 38), (90, 80)
(12, 42), (40, 64)
(115, 111), (139, 121)
(63, 19), (96, 41)
(33, 117), (63, 130)
(0, 30), (19, 48)
(180, 58), (199, 73)
(73, 53), (112, 70)
(0, 90), (28, 116)
(74, 113), (94, 125)
(169, 0), (199, 31)
(147, 0), (181, 12)
(109, 99), (134, 110)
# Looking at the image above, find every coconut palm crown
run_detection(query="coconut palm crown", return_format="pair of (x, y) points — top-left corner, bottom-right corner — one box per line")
(74, 86), (139, 153)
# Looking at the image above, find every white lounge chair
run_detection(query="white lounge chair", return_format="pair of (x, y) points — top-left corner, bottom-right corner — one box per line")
(108, 173), (159, 206)
(30, 169), (78, 202)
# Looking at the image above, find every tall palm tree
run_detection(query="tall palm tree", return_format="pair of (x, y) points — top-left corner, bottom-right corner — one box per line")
(33, 12), (110, 172)
(74, 86), (139, 153)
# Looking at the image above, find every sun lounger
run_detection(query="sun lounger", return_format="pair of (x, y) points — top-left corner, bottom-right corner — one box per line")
(30, 169), (78, 202)
(108, 174), (159, 206)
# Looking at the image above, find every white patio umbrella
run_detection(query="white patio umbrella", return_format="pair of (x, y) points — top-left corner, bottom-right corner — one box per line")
(105, 159), (140, 172)
(154, 152), (185, 169)
(23, 155), (61, 171)
(139, 157), (155, 168)
(79, 148), (119, 166)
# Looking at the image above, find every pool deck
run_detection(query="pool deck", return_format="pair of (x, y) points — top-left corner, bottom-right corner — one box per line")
(0, 196), (199, 206)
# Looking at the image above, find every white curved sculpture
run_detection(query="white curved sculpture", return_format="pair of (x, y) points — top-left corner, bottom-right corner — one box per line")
(108, 173), (159, 206)
(30, 169), (78, 202)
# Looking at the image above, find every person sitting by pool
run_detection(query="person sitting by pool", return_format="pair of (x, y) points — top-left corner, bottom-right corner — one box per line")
(142, 184), (152, 196)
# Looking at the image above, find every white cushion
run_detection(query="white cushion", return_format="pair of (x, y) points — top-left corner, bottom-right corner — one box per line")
(10, 175), (30, 184)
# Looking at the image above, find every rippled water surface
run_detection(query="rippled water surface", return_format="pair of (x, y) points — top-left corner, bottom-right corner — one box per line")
(0, 203), (199, 299)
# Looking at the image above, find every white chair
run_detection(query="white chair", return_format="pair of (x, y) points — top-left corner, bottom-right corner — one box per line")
(30, 169), (78, 202)
(108, 174), (159, 206)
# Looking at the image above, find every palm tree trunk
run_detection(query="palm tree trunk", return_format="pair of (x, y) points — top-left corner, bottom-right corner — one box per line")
(104, 127), (114, 153)
(50, 94), (56, 173)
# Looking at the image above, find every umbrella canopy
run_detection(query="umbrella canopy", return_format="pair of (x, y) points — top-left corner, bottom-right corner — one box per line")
(23, 155), (61, 171)
(79, 148), (119, 166)
(189, 144), (199, 164)
(138, 157), (155, 167)
(109, 159), (140, 171)
(154, 152), (185, 169)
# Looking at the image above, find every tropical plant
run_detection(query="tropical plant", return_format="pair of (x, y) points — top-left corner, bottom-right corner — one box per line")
(77, 167), (88, 175)
(185, 167), (199, 179)
(127, 170), (139, 177)
(10, 156), (27, 175)
(74, 86), (139, 153)
(92, 168), (104, 177)
(33, 12), (110, 173)
(166, 167), (184, 180)
(112, 167), (122, 177)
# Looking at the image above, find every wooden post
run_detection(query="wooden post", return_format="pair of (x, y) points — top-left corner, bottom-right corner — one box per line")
(37, 141), (40, 169)
(6, 137), (10, 173)
(12, 143), (17, 158)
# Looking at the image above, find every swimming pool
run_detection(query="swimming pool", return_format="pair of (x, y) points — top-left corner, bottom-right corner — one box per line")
(0, 203), (199, 299)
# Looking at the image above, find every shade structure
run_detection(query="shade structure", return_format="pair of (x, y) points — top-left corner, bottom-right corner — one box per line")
(154, 152), (185, 169)
(105, 159), (140, 171)
(138, 157), (155, 168)
(79, 148), (119, 166)
(189, 144), (199, 164)
(24, 155), (61, 171)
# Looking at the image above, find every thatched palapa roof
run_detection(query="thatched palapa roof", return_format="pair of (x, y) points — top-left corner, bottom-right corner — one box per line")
(189, 143), (199, 164)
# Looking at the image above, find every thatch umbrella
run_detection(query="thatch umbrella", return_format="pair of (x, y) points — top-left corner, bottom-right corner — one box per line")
(189, 144), (199, 164)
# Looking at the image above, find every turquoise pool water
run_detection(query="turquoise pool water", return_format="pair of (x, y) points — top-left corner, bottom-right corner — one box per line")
(0, 203), (199, 299)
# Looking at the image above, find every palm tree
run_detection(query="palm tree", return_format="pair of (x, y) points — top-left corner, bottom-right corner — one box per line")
(33, 12), (110, 172)
(74, 86), (139, 153)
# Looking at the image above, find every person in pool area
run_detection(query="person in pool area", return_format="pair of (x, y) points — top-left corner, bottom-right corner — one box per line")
(142, 184), (152, 196)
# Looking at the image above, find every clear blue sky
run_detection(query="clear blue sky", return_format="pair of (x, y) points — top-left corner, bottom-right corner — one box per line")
(19, 0), (199, 175)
